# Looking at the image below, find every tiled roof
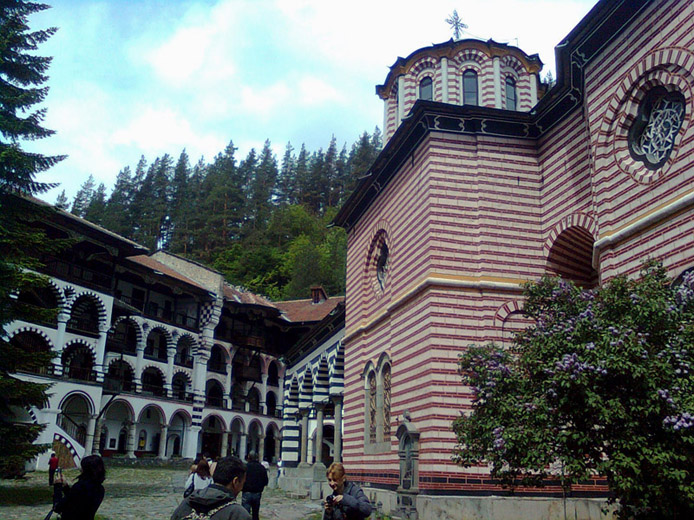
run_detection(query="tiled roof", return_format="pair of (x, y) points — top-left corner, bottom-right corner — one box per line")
(275, 296), (345, 323)
(223, 284), (279, 309)
(127, 255), (209, 292)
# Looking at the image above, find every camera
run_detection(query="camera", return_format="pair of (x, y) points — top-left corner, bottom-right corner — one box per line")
(326, 496), (334, 506)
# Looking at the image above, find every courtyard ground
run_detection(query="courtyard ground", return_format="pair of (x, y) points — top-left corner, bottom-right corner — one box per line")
(0, 466), (323, 520)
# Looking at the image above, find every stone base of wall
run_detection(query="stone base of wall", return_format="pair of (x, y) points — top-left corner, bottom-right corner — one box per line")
(279, 466), (330, 500)
(361, 488), (615, 520)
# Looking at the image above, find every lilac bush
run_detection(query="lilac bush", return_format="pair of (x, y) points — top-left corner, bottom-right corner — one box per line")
(453, 262), (694, 519)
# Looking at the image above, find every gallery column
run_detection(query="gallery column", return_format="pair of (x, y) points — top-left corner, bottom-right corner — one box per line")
(314, 403), (325, 467)
(299, 410), (310, 467)
(332, 396), (343, 463)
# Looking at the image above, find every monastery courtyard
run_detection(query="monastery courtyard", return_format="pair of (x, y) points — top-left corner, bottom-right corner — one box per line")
(0, 466), (324, 520)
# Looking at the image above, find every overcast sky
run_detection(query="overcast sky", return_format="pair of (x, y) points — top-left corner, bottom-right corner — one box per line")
(30, 0), (597, 203)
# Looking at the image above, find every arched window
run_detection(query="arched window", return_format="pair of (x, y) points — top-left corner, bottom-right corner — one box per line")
(382, 364), (391, 439)
(419, 77), (433, 101)
(368, 371), (377, 444)
(462, 70), (478, 105)
(505, 77), (517, 111)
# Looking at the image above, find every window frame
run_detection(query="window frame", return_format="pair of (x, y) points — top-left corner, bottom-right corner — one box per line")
(462, 69), (479, 106)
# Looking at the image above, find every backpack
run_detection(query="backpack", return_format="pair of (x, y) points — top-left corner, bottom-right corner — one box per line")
(181, 500), (233, 520)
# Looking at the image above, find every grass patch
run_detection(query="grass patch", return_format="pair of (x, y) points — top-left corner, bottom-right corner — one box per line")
(0, 485), (53, 506)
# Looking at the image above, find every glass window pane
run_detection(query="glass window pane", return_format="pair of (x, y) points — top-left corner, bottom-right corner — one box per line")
(419, 77), (433, 101)
(505, 77), (517, 111)
(463, 71), (478, 106)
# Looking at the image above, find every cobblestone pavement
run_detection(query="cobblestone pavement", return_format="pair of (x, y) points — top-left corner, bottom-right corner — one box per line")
(0, 468), (323, 520)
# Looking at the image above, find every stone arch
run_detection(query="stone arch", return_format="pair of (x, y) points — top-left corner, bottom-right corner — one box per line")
(62, 340), (96, 381)
(267, 360), (280, 387)
(108, 317), (142, 354)
(137, 403), (166, 424)
(169, 409), (192, 428)
(299, 366), (313, 410)
(205, 378), (226, 408)
(330, 343), (345, 390)
(201, 413), (226, 457)
(104, 398), (135, 420)
(546, 224), (598, 289)
(208, 343), (229, 374)
(175, 334), (196, 367)
(266, 390), (278, 417)
(141, 365), (166, 396)
(172, 371), (192, 401)
(9, 327), (54, 374)
(67, 291), (107, 332)
(264, 421), (281, 462)
(229, 417), (245, 457)
(104, 358), (135, 392)
(59, 392), (94, 448)
(247, 386), (262, 414)
(145, 326), (171, 361)
(16, 282), (61, 325)
(314, 356), (330, 403)
(247, 419), (264, 456)
(494, 300), (525, 329)
(286, 377), (299, 411)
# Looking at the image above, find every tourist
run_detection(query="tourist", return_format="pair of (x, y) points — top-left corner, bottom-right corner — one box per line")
(241, 452), (268, 520)
(171, 455), (251, 520)
(48, 452), (59, 485)
(53, 454), (106, 520)
(184, 458), (213, 496)
(323, 462), (373, 520)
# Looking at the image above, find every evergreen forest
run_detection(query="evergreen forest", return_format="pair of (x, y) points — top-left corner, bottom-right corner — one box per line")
(58, 131), (383, 301)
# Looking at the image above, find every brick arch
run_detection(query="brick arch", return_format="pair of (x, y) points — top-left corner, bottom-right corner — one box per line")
(8, 326), (54, 348)
(376, 352), (391, 373)
(68, 291), (108, 328)
(172, 367), (192, 379)
(545, 224), (598, 289)
(500, 54), (524, 75)
(543, 213), (598, 256)
(110, 316), (143, 344)
(599, 46), (694, 183)
(248, 418), (264, 433)
(230, 416), (246, 434)
(44, 279), (66, 308)
(410, 56), (438, 77)
(452, 48), (487, 67)
(494, 300), (525, 329)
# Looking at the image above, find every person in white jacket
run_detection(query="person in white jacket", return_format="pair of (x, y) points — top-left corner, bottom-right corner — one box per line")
(184, 458), (212, 496)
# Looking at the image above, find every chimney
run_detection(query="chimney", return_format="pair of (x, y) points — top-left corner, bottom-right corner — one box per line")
(311, 286), (327, 304)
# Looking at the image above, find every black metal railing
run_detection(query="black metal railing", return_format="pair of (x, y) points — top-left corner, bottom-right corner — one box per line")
(207, 361), (227, 374)
(174, 354), (193, 368)
(58, 414), (86, 447)
(63, 367), (97, 382)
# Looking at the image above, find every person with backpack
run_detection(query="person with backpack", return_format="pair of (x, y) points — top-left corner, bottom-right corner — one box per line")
(171, 455), (251, 520)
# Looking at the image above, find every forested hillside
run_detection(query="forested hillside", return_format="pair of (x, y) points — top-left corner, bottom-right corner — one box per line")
(57, 130), (382, 300)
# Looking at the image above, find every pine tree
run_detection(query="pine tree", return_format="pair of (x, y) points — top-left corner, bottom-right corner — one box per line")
(71, 174), (95, 217)
(84, 182), (107, 225)
(0, 0), (63, 478)
(55, 190), (68, 210)
(276, 142), (295, 206)
(102, 166), (134, 237)
(248, 140), (278, 230)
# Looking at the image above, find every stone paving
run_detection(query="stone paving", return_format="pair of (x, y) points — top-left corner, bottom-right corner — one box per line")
(0, 467), (323, 520)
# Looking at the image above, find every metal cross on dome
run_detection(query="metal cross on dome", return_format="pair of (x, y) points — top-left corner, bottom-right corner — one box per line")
(446, 10), (467, 40)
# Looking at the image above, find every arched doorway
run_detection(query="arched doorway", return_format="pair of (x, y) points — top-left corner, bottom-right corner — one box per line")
(546, 225), (598, 289)
(59, 393), (93, 448)
(201, 415), (225, 458)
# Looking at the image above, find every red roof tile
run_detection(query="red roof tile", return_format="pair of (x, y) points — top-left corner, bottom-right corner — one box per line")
(223, 284), (279, 310)
(275, 296), (345, 323)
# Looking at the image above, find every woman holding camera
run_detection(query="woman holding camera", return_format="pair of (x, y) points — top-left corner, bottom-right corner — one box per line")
(54, 455), (106, 520)
(323, 463), (373, 520)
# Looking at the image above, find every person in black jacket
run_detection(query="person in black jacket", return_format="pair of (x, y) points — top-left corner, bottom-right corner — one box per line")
(323, 462), (373, 520)
(241, 452), (268, 520)
(54, 455), (106, 520)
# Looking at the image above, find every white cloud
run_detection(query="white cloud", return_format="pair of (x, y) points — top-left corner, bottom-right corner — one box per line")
(112, 107), (225, 159)
(297, 76), (342, 105)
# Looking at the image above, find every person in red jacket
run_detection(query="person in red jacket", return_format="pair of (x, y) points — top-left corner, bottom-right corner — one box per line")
(48, 453), (59, 485)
